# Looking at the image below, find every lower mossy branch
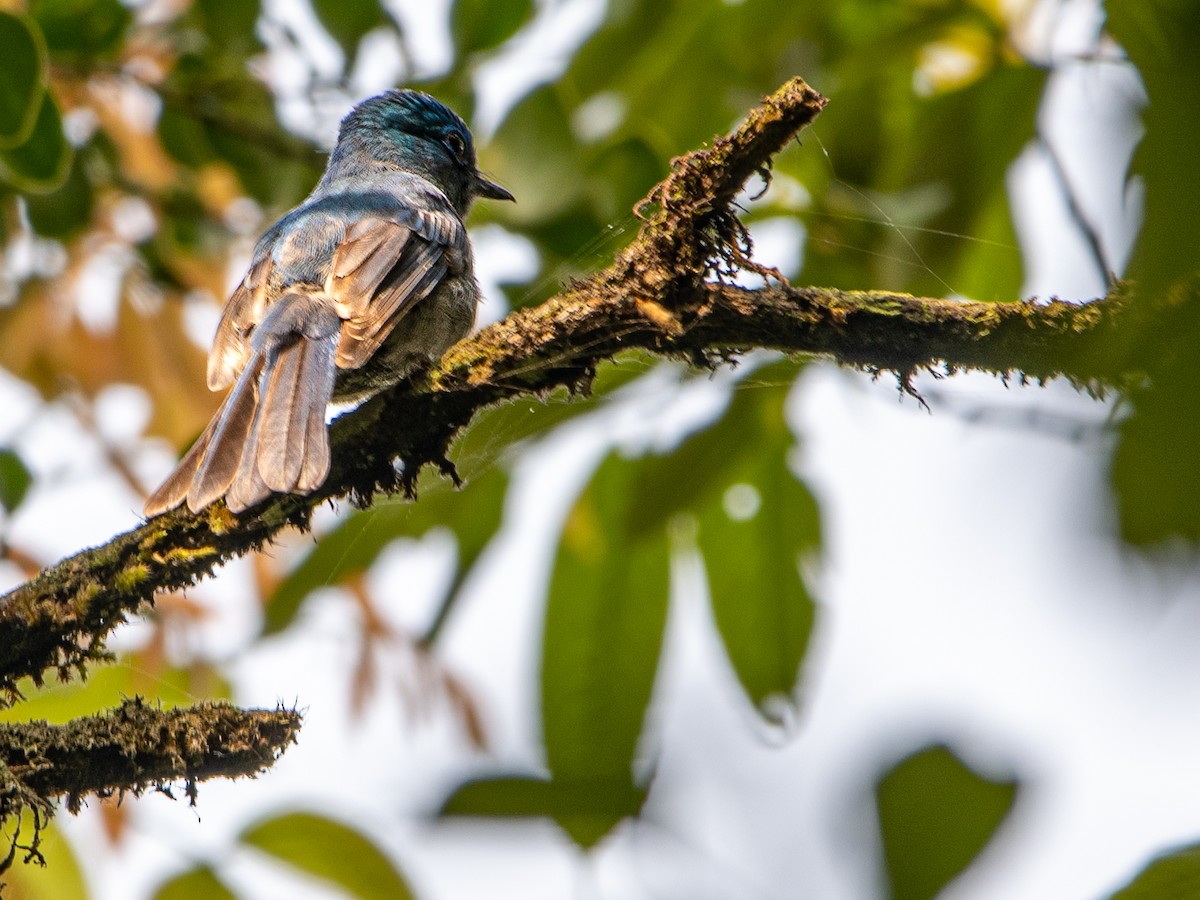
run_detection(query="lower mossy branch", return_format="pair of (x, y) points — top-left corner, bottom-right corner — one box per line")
(0, 699), (300, 869)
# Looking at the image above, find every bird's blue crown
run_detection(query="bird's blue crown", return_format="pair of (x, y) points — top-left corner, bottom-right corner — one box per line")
(338, 90), (475, 161)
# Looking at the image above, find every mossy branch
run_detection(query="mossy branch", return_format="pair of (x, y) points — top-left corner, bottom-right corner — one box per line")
(0, 699), (300, 870)
(0, 76), (1130, 702)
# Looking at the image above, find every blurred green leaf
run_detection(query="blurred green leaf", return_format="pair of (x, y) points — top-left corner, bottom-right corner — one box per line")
(0, 448), (32, 514)
(541, 451), (669, 848)
(565, 0), (823, 155)
(0, 12), (45, 149)
(190, 0), (261, 56)
(741, 2), (1047, 297)
(486, 0), (933, 305)
(0, 661), (231, 726)
(947, 180), (1022, 304)
(29, 0), (131, 64)
(902, 62), (1044, 300)
(199, 81), (316, 207)
(440, 774), (645, 825)
(1108, 0), (1200, 298)
(157, 103), (217, 169)
(631, 360), (819, 718)
(485, 85), (585, 226)
(158, 49), (323, 207)
(1110, 843), (1200, 899)
(265, 466), (508, 635)
(698, 454), (820, 718)
(585, 136), (663, 224)
(451, 0), (533, 56)
(0, 91), (72, 193)
(503, 204), (616, 308)
(1105, 2), (1200, 545)
(311, 0), (390, 57)
(876, 744), (1019, 900)
(3, 821), (87, 900)
(801, 51), (1043, 295)
(239, 811), (415, 900)
(441, 774), (551, 817)
(630, 361), (802, 531)
(1110, 284), (1200, 544)
(152, 865), (236, 900)
(23, 146), (94, 238)
(451, 355), (657, 465)
(154, 0), (295, 212)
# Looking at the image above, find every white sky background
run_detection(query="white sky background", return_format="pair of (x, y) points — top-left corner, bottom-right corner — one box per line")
(1, 0), (1194, 898)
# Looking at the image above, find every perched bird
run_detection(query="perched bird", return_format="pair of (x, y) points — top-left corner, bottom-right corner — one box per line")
(144, 90), (513, 517)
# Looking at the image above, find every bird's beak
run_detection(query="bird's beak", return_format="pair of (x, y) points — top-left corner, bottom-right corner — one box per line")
(473, 171), (515, 202)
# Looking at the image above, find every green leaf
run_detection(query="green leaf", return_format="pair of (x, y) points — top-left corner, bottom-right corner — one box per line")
(875, 744), (1019, 900)
(906, 61), (1045, 300)
(541, 451), (669, 848)
(29, 0), (132, 64)
(239, 811), (415, 900)
(0, 660), (231, 726)
(948, 179), (1023, 304)
(484, 85), (585, 224)
(1109, 843), (1200, 899)
(1104, 6), (1200, 545)
(152, 865), (236, 900)
(265, 466), (508, 635)
(0, 448), (32, 513)
(631, 360), (819, 720)
(698, 456), (820, 718)
(0, 12), (47, 149)
(451, 355), (668, 470)
(23, 145), (94, 238)
(1110, 285), (1200, 544)
(190, 0), (261, 56)
(584, 136), (664, 224)
(440, 774), (553, 817)
(0, 91), (72, 193)
(311, 0), (390, 57)
(440, 775), (646, 826)
(2, 821), (87, 900)
(451, 0), (533, 56)
(156, 102), (217, 168)
(629, 360), (803, 533)
(564, 0), (826, 155)
(1107, 0), (1200, 298)
(193, 73), (317, 207)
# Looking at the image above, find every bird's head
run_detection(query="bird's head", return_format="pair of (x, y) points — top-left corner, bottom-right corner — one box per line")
(332, 90), (514, 213)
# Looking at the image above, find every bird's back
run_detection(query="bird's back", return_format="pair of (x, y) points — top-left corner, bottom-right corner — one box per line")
(146, 169), (477, 515)
(143, 88), (511, 517)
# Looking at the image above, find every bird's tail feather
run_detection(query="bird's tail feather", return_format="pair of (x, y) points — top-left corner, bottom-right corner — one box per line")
(143, 293), (341, 517)
(259, 332), (336, 493)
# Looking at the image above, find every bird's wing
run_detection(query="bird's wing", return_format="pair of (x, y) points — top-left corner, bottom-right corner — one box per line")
(150, 181), (468, 515)
(206, 183), (467, 385)
(208, 251), (272, 391)
(326, 203), (466, 369)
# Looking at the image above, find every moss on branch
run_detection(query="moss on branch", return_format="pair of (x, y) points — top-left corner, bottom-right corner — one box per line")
(0, 699), (300, 870)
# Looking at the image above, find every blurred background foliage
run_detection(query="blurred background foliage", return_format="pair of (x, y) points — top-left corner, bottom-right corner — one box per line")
(0, 0), (1195, 897)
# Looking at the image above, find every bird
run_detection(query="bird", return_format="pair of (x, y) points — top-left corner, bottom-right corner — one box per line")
(143, 89), (514, 517)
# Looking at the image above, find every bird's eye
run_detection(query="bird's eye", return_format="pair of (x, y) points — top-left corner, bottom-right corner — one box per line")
(443, 130), (466, 159)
